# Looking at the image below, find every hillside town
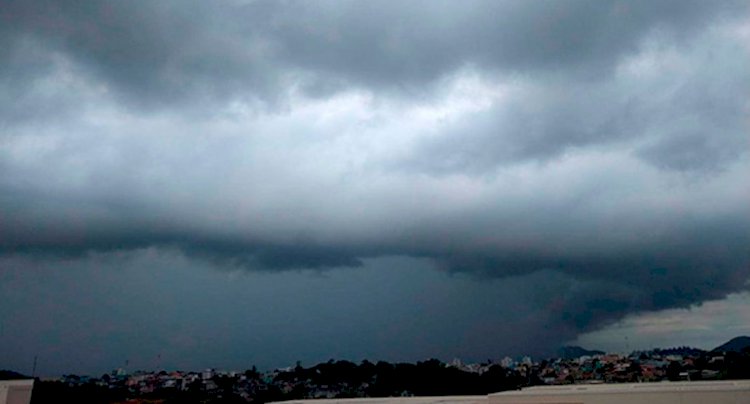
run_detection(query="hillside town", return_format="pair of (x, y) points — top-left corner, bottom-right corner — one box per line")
(22, 337), (750, 403)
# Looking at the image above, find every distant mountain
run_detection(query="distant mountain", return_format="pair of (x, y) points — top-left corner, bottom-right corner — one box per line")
(557, 346), (605, 359)
(653, 346), (706, 357)
(713, 336), (750, 353)
(0, 370), (31, 380)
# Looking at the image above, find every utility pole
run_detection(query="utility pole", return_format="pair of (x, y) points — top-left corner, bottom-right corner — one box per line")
(625, 336), (630, 356)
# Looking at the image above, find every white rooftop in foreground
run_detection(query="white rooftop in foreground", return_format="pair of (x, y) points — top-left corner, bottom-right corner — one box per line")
(273, 380), (750, 404)
(274, 396), (486, 404)
(490, 380), (750, 404)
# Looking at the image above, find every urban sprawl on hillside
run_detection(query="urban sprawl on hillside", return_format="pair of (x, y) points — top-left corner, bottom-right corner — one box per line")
(17, 337), (750, 403)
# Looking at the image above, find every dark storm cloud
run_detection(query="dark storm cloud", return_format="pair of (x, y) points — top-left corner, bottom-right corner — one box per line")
(1, 0), (750, 365)
(1, 0), (279, 111)
(188, 242), (365, 270)
(0, 197), (365, 269)
(2, 0), (745, 107)
(265, 0), (742, 90)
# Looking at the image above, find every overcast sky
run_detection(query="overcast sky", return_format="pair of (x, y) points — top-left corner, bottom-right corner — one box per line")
(1, 0), (749, 376)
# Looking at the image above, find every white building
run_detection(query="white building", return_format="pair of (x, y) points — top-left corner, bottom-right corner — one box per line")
(0, 380), (34, 404)
(500, 357), (514, 368)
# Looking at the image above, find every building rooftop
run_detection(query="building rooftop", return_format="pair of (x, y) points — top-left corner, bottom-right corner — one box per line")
(272, 381), (750, 404)
(273, 395), (487, 404)
(489, 380), (750, 404)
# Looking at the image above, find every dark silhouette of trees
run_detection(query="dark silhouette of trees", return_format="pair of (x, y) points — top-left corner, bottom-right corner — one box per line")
(667, 361), (683, 381)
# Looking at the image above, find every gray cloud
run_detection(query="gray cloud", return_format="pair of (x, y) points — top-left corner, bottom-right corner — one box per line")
(403, 25), (750, 173)
(2, 1), (745, 107)
(1, 0), (750, 371)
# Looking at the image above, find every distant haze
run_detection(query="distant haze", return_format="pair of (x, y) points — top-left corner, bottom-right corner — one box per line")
(1, 0), (749, 376)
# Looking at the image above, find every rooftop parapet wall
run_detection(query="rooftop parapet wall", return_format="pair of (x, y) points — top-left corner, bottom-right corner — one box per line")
(272, 381), (750, 404)
(489, 380), (750, 404)
(273, 396), (487, 404)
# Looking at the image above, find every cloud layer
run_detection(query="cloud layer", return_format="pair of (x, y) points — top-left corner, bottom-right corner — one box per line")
(1, 1), (750, 366)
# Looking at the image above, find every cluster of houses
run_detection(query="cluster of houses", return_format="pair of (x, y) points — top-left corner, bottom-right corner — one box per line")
(50, 347), (744, 402)
(450, 348), (732, 385)
(529, 353), (718, 384)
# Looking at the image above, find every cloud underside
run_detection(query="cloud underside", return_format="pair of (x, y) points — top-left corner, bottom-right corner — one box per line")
(1, 0), (750, 344)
